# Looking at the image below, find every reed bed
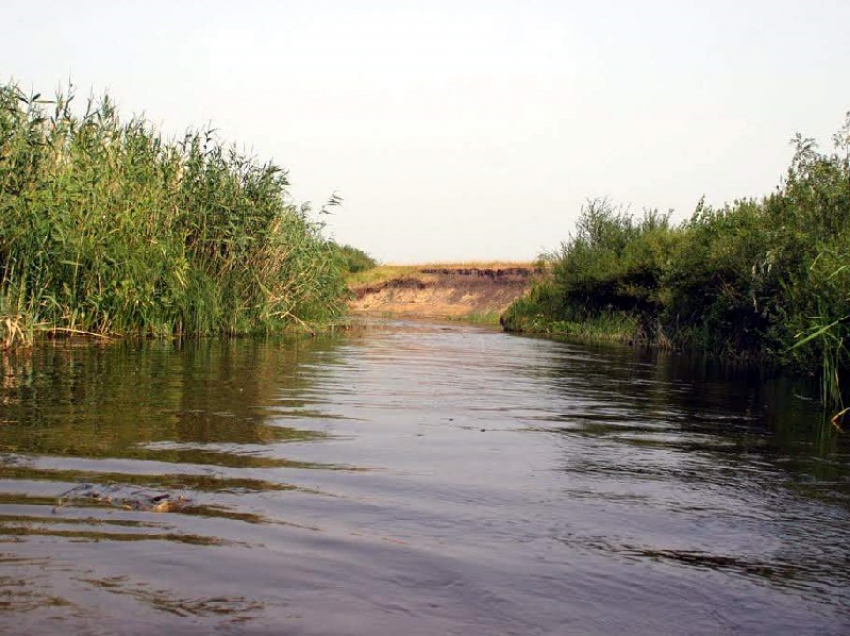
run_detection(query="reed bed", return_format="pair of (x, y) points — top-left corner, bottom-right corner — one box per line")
(0, 80), (350, 347)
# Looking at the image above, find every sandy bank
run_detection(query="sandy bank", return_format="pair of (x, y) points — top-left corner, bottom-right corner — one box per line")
(348, 264), (540, 322)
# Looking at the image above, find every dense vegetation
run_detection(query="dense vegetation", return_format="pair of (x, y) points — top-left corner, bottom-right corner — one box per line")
(503, 116), (850, 407)
(0, 80), (354, 347)
(330, 241), (378, 273)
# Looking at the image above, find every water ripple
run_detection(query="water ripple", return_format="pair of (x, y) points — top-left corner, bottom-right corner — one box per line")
(0, 322), (848, 634)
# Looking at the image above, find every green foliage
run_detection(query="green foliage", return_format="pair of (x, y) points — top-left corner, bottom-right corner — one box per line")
(550, 201), (677, 324)
(662, 197), (773, 353)
(329, 242), (378, 273)
(0, 80), (350, 341)
(500, 278), (564, 332)
(504, 113), (850, 405)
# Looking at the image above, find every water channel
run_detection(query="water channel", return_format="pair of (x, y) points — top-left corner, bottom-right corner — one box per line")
(1, 320), (848, 634)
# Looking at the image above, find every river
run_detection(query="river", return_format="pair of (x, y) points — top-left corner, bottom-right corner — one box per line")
(1, 320), (848, 635)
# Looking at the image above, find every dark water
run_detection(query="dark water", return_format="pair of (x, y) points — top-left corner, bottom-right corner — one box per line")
(1, 320), (848, 635)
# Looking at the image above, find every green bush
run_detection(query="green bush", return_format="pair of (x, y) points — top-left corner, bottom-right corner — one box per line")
(504, 114), (850, 405)
(330, 242), (378, 273)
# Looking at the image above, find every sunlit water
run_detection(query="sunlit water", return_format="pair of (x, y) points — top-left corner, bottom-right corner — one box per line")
(1, 320), (848, 635)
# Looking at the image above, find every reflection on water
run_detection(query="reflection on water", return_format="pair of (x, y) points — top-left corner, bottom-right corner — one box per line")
(0, 322), (848, 634)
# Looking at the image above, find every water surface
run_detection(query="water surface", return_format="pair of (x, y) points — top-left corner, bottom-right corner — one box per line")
(1, 320), (848, 634)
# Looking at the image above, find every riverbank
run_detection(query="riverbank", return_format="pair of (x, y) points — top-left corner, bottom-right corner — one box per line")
(347, 262), (540, 323)
(502, 117), (850, 407)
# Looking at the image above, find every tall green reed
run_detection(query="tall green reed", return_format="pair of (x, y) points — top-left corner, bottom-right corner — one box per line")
(0, 79), (348, 344)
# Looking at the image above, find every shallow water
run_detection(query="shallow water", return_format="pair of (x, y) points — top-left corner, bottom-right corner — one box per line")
(1, 320), (848, 635)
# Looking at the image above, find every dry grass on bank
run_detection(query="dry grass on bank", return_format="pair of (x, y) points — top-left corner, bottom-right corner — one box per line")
(346, 262), (536, 289)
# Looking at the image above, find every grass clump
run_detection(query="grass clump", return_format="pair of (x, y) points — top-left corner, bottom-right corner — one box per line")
(345, 264), (417, 289)
(0, 80), (350, 343)
(503, 114), (850, 407)
(446, 310), (503, 326)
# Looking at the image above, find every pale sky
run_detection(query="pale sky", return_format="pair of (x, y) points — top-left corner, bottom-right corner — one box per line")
(3, 0), (849, 263)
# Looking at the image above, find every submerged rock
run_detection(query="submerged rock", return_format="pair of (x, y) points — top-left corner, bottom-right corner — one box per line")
(56, 483), (190, 513)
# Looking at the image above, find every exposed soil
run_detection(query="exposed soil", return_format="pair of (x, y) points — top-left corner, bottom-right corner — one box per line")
(349, 266), (540, 321)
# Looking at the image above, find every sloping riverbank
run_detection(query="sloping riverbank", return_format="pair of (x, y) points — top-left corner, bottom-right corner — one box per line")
(348, 264), (540, 322)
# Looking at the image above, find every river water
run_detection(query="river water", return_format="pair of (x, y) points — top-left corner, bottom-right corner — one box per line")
(0, 320), (848, 635)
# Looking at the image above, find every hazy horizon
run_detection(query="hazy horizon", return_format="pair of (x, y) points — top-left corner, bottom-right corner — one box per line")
(3, 0), (849, 263)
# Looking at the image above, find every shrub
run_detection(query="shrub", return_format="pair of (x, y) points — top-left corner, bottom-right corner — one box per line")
(330, 242), (378, 273)
(503, 113), (850, 405)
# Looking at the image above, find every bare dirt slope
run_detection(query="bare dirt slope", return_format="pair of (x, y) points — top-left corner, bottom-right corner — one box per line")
(348, 264), (539, 321)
